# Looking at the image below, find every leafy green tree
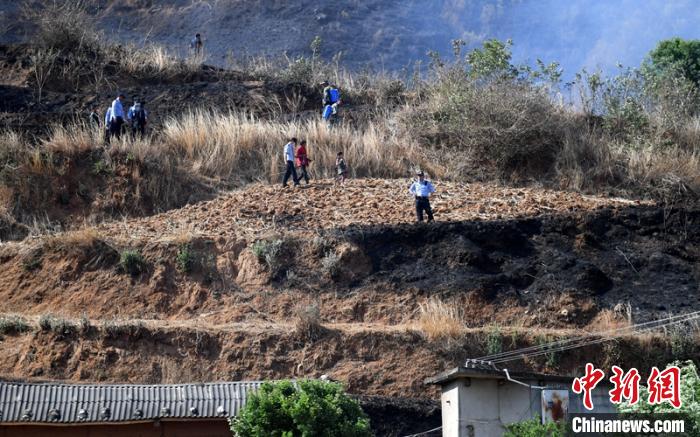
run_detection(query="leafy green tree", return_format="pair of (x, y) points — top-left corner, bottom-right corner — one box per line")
(231, 380), (372, 437)
(647, 38), (700, 87)
(618, 360), (700, 435)
(466, 39), (518, 79)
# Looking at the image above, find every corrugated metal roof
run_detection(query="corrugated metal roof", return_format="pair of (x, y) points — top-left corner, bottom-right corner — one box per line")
(0, 381), (263, 424)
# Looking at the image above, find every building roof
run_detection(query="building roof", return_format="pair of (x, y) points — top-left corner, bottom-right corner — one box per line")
(425, 361), (577, 386)
(0, 381), (263, 425)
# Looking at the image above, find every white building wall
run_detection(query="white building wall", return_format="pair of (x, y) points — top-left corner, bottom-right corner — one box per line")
(440, 377), (617, 437)
(498, 382), (535, 425)
(441, 381), (461, 437)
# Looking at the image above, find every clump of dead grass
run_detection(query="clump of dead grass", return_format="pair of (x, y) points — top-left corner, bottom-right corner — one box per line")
(585, 308), (632, 334)
(293, 302), (325, 341)
(416, 297), (464, 342)
(42, 227), (102, 252)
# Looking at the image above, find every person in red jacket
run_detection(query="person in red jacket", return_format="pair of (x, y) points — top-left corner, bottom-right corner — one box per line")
(295, 140), (311, 184)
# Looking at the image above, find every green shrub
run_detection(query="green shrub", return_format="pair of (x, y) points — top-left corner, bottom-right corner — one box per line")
(0, 315), (31, 335)
(504, 418), (565, 437)
(251, 239), (286, 275)
(176, 244), (196, 273)
(120, 250), (145, 276)
(232, 380), (371, 437)
(618, 360), (700, 434)
(101, 319), (146, 340)
(486, 325), (503, 356)
(38, 314), (76, 336)
(535, 335), (559, 368)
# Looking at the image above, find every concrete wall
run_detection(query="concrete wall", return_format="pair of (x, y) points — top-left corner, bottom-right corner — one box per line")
(0, 420), (231, 437)
(441, 377), (616, 437)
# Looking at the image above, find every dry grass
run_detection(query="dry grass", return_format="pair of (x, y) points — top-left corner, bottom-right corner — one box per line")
(43, 228), (102, 252)
(293, 302), (325, 341)
(118, 44), (201, 79)
(585, 309), (633, 334)
(416, 297), (464, 342)
(41, 123), (101, 155)
(161, 110), (420, 182)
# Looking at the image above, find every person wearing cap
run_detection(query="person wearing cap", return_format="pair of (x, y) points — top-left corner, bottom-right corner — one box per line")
(409, 170), (435, 222)
(109, 93), (126, 140)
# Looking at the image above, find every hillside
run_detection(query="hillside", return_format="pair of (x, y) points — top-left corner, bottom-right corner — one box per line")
(2, 7), (700, 434)
(1, 179), (698, 395)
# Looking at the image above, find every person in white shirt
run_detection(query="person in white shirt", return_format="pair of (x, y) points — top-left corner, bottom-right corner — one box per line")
(409, 170), (436, 222)
(109, 93), (126, 140)
(282, 137), (300, 188)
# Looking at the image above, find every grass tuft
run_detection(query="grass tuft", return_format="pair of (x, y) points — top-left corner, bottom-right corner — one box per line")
(416, 297), (464, 342)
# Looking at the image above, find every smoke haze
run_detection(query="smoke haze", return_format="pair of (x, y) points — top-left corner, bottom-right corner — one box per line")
(2, 0), (699, 77)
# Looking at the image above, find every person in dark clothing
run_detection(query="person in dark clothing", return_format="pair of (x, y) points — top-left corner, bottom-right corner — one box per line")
(409, 170), (435, 222)
(282, 138), (300, 188)
(296, 140), (311, 184)
(89, 107), (100, 127)
(191, 33), (203, 57)
(127, 99), (148, 139)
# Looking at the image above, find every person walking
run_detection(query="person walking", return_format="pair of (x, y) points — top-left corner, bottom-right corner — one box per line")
(335, 151), (347, 185)
(190, 33), (203, 57)
(409, 170), (435, 222)
(89, 107), (100, 127)
(104, 106), (112, 144)
(109, 93), (126, 140)
(282, 138), (300, 188)
(320, 81), (341, 122)
(127, 99), (148, 139)
(296, 140), (311, 185)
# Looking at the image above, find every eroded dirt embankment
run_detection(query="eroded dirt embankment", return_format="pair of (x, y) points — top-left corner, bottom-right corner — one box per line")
(0, 319), (688, 399)
(0, 180), (696, 324)
(0, 179), (697, 406)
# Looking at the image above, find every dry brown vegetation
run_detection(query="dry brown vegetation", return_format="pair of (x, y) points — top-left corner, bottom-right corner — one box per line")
(416, 297), (465, 342)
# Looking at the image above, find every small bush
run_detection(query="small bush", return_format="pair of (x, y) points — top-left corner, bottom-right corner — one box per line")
(22, 0), (100, 53)
(0, 315), (31, 335)
(251, 239), (286, 275)
(321, 250), (341, 278)
(79, 313), (91, 335)
(120, 250), (146, 276)
(21, 248), (43, 271)
(101, 319), (146, 340)
(176, 244), (196, 273)
(38, 314), (76, 336)
(486, 325), (503, 356)
(294, 303), (324, 341)
(535, 335), (559, 368)
(232, 380), (372, 437)
(416, 297), (464, 342)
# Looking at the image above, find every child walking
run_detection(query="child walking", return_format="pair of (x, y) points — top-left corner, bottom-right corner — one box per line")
(296, 140), (311, 184)
(335, 152), (347, 185)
